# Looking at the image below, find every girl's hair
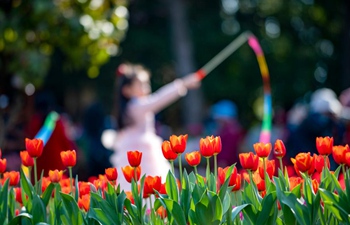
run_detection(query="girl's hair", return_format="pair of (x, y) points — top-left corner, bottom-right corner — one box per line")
(116, 63), (150, 129)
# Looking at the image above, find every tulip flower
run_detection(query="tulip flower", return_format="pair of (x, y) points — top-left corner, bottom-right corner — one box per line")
(122, 165), (141, 183)
(162, 141), (178, 161)
(289, 176), (303, 191)
(291, 152), (314, 175)
(14, 187), (23, 204)
(25, 138), (43, 158)
(127, 150), (142, 167)
(316, 136), (333, 156)
(78, 182), (91, 197)
(332, 145), (349, 166)
(3, 171), (20, 186)
(20, 151), (34, 167)
(78, 194), (90, 211)
(346, 152), (350, 168)
(312, 179), (319, 194)
(0, 158), (6, 174)
(313, 154), (329, 174)
(185, 151), (201, 172)
(259, 159), (275, 179)
(218, 166), (238, 186)
(60, 150), (77, 167)
(49, 169), (64, 183)
(105, 167), (118, 182)
(239, 152), (259, 171)
(169, 134), (188, 154)
(143, 175), (161, 198)
(60, 150), (76, 194)
(253, 142), (272, 158)
(125, 191), (135, 204)
(41, 177), (51, 193)
(274, 139), (286, 158)
(199, 136), (221, 158)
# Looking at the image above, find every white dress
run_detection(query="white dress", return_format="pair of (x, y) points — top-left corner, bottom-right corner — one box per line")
(110, 79), (188, 191)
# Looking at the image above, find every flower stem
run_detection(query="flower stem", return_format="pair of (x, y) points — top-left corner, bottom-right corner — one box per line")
(171, 160), (175, 175)
(263, 157), (268, 190)
(342, 164), (346, 180)
(206, 157), (210, 181)
(194, 166), (198, 176)
(214, 154), (218, 188)
(149, 195), (153, 218)
(28, 166), (32, 184)
(69, 167), (74, 196)
(134, 167), (137, 184)
(34, 157), (38, 192)
(178, 154), (183, 184)
(278, 157), (283, 174)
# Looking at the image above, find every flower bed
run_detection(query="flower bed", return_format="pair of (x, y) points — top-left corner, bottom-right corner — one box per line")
(0, 136), (349, 225)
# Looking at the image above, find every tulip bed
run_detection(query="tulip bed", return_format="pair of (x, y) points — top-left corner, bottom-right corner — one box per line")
(0, 136), (350, 225)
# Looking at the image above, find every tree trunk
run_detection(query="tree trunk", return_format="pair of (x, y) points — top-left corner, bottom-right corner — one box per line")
(166, 0), (204, 133)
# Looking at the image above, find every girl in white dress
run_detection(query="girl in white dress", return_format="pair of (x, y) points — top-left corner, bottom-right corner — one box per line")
(110, 63), (201, 191)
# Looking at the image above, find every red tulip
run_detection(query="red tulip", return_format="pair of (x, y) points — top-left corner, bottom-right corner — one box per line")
(313, 154), (329, 174)
(289, 176), (303, 191)
(253, 142), (272, 158)
(105, 167), (118, 181)
(316, 136), (333, 156)
(312, 179), (319, 194)
(20, 151), (34, 167)
(169, 134), (188, 154)
(60, 150), (77, 167)
(78, 182), (91, 197)
(218, 166), (238, 186)
(346, 152), (350, 167)
(291, 152), (314, 175)
(231, 173), (242, 191)
(253, 172), (265, 192)
(185, 151), (201, 167)
(25, 138), (43, 158)
(122, 165), (141, 183)
(3, 171), (20, 186)
(239, 152), (259, 171)
(274, 139), (286, 158)
(49, 170), (63, 183)
(14, 187), (22, 204)
(0, 158), (6, 173)
(41, 177), (51, 193)
(78, 194), (90, 211)
(125, 191), (135, 204)
(143, 175), (161, 198)
(199, 136), (221, 158)
(259, 159), (275, 179)
(161, 141), (178, 161)
(332, 145), (349, 165)
(127, 150), (142, 167)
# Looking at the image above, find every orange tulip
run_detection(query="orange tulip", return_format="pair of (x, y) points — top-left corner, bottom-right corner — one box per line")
(60, 150), (76, 167)
(231, 173), (242, 192)
(105, 167), (118, 181)
(274, 139), (286, 158)
(312, 179), (319, 194)
(156, 206), (167, 219)
(125, 191), (135, 204)
(78, 182), (91, 197)
(41, 177), (51, 193)
(143, 175), (161, 198)
(49, 170), (64, 183)
(185, 151), (201, 167)
(259, 159), (275, 179)
(25, 138), (43, 158)
(127, 150), (142, 167)
(218, 166), (238, 186)
(253, 172), (265, 192)
(20, 151), (34, 167)
(14, 187), (22, 204)
(169, 134), (188, 154)
(313, 154), (329, 174)
(316, 136), (333, 156)
(332, 145), (349, 165)
(199, 136), (221, 158)
(0, 158), (6, 173)
(3, 171), (20, 186)
(346, 152), (350, 167)
(78, 194), (90, 211)
(122, 165), (141, 183)
(291, 152), (314, 174)
(239, 152), (259, 171)
(253, 142), (272, 158)
(161, 141), (178, 161)
(289, 176), (303, 191)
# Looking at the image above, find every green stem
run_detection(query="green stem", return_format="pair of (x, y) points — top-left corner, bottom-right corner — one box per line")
(69, 167), (73, 196)
(342, 164), (346, 180)
(34, 157), (38, 192)
(206, 157), (210, 181)
(149, 195), (154, 219)
(248, 169), (253, 184)
(170, 160), (175, 175)
(28, 167), (32, 184)
(214, 154), (218, 191)
(278, 157), (283, 174)
(194, 166), (198, 176)
(178, 154), (183, 185)
(263, 157), (267, 191)
(134, 167), (138, 184)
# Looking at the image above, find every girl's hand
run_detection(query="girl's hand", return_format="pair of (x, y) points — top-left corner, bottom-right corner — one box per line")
(182, 73), (201, 89)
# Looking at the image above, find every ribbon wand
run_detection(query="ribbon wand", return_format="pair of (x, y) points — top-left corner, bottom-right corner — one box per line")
(195, 31), (252, 79)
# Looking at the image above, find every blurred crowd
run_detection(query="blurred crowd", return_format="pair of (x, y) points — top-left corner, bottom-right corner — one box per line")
(1, 86), (350, 180)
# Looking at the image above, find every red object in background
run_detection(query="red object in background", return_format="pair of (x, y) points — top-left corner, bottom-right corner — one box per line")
(25, 114), (77, 177)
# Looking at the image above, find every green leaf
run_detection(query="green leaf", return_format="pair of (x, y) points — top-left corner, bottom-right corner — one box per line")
(319, 188), (349, 222)
(256, 192), (277, 224)
(60, 192), (84, 225)
(180, 170), (191, 221)
(194, 191), (223, 225)
(123, 198), (142, 225)
(166, 170), (179, 203)
(158, 197), (186, 225)
(242, 182), (261, 212)
(231, 203), (249, 220)
(20, 169), (34, 200)
(8, 187), (15, 221)
(41, 183), (55, 207)
(32, 193), (47, 224)
(75, 174), (79, 202)
(105, 181), (117, 209)
(89, 192), (119, 224)
(8, 213), (32, 225)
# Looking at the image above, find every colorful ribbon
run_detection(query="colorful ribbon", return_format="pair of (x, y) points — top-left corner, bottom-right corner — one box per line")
(34, 111), (59, 145)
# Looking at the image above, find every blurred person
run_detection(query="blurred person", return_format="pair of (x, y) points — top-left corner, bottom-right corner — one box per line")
(107, 63), (201, 190)
(285, 88), (346, 167)
(25, 90), (78, 177)
(209, 100), (245, 167)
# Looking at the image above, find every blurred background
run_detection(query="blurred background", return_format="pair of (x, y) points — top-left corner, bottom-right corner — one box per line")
(1, 0), (349, 177)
